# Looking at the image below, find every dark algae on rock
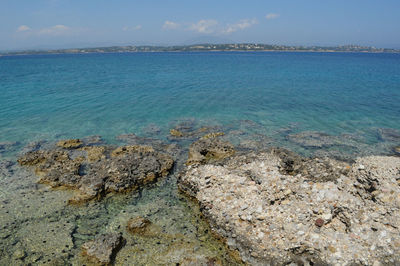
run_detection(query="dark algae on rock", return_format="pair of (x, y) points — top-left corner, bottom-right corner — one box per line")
(18, 140), (174, 203)
(186, 133), (235, 165)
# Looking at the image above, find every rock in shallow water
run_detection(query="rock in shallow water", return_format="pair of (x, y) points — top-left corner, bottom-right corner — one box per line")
(0, 141), (19, 153)
(18, 143), (174, 203)
(377, 128), (400, 142)
(394, 146), (400, 156)
(56, 139), (83, 149)
(126, 216), (151, 235)
(82, 232), (125, 265)
(187, 134), (234, 165)
(178, 151), (400, 265)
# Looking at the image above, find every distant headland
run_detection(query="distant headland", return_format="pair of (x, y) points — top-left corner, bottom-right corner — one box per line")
(1, 43), (399, 56)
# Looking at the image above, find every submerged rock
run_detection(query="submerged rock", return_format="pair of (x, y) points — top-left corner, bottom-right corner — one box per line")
(377, 128), (400, 142)
(272, 148), (351, 182)
(82, 233), (124, 265)
(178, 151), (400, 265)
(167, 121), (223, 141)
(187, 134), (235, 165)
(82, 135), (104, 145)
(170, 129), (184, 137)
(287, 131), (360, 150)
(287, 131), (338, 148)
(0, 141), (19, 153)
(57, 139), (83, 149)
(18, 143), (174, 203)
(126, 216), (151, 235)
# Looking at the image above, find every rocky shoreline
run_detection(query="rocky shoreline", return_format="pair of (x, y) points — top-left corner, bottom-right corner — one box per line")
(178, 137), (400, 265)
(1, 127), (399, 265)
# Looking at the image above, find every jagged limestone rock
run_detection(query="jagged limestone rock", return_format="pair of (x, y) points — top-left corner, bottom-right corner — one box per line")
(179, 151), (400, 265)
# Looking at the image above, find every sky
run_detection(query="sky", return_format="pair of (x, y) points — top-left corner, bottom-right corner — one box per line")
(1, 0), (400, 51)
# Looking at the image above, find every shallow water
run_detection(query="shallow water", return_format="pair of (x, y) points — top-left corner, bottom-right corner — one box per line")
(0, 52), (400, 264)
(1, 52), (399, 144)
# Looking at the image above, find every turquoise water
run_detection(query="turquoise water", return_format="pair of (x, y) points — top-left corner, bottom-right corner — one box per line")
(1, 52), (399, 147)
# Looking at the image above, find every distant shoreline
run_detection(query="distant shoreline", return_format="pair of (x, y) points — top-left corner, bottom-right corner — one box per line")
(2, 50), (400, 57)
(1, 43), (399, 56)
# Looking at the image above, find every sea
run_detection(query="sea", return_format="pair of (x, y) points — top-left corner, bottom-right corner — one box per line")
(0, 51), (399, 264)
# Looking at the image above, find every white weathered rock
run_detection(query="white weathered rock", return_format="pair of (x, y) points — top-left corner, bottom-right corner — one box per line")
(179, 152), (400, 265)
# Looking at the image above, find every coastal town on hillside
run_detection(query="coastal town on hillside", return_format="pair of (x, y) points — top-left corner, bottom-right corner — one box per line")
(1, 43), (399, 56)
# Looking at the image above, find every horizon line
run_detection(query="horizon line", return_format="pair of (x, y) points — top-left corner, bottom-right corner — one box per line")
(1, 42), (400, 55)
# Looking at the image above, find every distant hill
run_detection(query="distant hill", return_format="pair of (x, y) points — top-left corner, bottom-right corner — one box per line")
(1, 43), (399, 56)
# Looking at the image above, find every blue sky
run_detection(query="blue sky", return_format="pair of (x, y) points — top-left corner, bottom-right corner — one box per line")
(1, 0), (400, 50)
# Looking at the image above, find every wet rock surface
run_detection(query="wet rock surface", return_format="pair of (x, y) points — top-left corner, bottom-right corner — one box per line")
(187, 134), (235, 165)
(3, 122), (400, 265)
(126, 216), (151, 235)
(394, 146), (400, 156)
(273, 148), (351, 182)
(57, 139), (83, 149)
(82, 232), (125, 265)
(17, 140), (174, 203)
(179, 150), (400, 265)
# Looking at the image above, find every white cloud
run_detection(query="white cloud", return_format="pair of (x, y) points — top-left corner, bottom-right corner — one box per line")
(162, 20), (180, 30)
(223, 19), (258, 34)
(123, 25), (142, 31)
(189, 19), (218, 34)
(266, 13), (280, 20)
(38, 25), (71, 35)
(16, 25), (31, 32)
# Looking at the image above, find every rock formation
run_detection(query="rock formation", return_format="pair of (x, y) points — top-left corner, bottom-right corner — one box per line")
(18, 140), (174, 203)
(82, 233), (125, 265)
(178, 149), (400, 265)
(186, 134), (234, 165)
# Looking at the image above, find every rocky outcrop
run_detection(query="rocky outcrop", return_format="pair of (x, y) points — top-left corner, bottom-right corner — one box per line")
(82, 233), (125, 265)
(170, 129), (184, 137)
(18, 143), (174, 203)
(178, 151), (400, 265)
(56, 139), (83, 149)
(167, 121), (223, 141)
(187, 134), (235, 165)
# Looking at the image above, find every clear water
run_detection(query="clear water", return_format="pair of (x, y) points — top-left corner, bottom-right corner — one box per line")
(0, 52), (400, 265)
(1, 52), (399, 144)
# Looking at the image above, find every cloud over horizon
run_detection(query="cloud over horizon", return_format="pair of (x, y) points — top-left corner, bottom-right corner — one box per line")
(162, 20), (180, 30)
(189, 19), (218, 34)
(38, 25), (71, 36)
(16, 25), (31, 32)
(265, 13), (280, 20)
(223, 19), (258, 34)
